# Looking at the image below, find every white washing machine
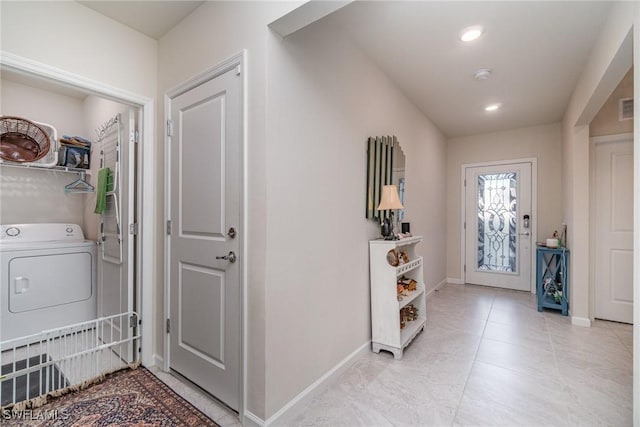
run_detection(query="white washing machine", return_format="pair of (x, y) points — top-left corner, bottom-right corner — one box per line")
(0, 223), (97, 342)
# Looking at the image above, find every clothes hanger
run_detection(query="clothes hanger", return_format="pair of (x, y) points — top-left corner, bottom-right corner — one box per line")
(65, 171), (94, 193)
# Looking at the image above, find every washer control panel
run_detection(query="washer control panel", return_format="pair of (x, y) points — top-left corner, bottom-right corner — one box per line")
(5, 227), (20, 237)
(0, 224), (85, 242)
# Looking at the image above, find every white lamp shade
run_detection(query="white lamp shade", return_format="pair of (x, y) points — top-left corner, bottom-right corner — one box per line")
(377, 185), (404, 210)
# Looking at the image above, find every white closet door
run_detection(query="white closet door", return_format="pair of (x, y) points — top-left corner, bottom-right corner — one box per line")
(98, 110), (136, 361)
(594, 139), (633, 324)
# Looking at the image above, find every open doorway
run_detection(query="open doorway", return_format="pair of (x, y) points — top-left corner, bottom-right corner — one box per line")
(0, 57), (154, 407)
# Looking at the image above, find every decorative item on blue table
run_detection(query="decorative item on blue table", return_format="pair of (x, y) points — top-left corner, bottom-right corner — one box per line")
(377, 184), (404, 240)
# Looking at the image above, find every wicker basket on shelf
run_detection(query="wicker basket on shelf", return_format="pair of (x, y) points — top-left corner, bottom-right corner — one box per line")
(0, 116), (51, 162)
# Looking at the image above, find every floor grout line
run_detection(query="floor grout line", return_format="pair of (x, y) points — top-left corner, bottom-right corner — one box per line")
(449, 288), (496, 427)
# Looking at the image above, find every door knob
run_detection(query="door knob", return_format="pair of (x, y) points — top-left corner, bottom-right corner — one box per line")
(216, 251), (236, 263)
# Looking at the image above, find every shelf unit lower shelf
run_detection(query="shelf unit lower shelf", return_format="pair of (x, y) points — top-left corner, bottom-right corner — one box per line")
(398, 289), (424, 309)
(370, 236), (426, 361)
(372, 317), (426, 360)
(539, 293), (567, 312)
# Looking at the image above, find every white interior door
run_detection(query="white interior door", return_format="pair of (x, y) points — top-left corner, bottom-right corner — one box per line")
(594, 138), (634, 323)
(465, 162), (532, 291)
(97, 110), (137, 361)
(168, 64), (242, 411)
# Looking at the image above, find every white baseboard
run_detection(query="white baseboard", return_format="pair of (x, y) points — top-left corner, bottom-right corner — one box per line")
(152, 354), (164, 368)
(265, 341), (370, 426)
(571, 316), (592, 327)
(243, 411), (265, 427)
(426, 278), (447, 298)
(446, 277), (464, 285)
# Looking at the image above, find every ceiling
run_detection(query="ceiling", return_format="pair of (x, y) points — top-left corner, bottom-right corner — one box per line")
(78, 1), (204, 39)
(322, 1), (614, 137)
(74, 1), (616, 138)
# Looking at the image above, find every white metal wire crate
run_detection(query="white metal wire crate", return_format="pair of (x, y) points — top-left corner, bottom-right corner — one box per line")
(0, 311), (140, 409)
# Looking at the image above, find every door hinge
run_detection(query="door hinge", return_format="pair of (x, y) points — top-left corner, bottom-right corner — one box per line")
(464, 222), (466, 230)
(166, 220), (172, 235)
(464, 265), (467, 273)
(464, 179), (467, 187)
(135, 130), (140, 144)
(129, 223), (138, 235)
(167, 119), (173, 137)
(129, 314), (138, 328)
(166, 318), (171, 334)
(235, 65), (241, 76)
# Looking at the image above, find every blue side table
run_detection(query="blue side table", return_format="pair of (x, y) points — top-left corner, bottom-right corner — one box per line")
(536, 247), (569, 316)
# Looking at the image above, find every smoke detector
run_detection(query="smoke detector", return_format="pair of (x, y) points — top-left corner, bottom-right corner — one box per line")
(474, 69), (492, 80)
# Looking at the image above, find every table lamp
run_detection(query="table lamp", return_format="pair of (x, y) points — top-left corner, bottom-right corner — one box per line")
(377, 185), (404, 239)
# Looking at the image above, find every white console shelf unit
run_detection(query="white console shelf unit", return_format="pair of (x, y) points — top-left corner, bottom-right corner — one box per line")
(369, 236), (426, 359)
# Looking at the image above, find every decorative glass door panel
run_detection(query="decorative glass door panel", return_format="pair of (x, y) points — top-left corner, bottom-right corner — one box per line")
(477, 173), (517, 273)
(465, 162), (532, 291)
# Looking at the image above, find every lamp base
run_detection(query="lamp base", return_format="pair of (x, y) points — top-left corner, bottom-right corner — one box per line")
(380, 217), (393, 239)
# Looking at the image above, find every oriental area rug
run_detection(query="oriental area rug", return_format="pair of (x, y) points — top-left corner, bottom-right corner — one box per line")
(2, 366), (219, 426)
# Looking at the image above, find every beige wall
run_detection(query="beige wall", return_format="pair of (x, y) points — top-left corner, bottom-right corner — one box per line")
(591, 67), (634, 137)
(265, 18), (446, 418)
(1, 1), (157, 99)
(633, 5), (639, 424)
(0, 80), (130, 237)
(0, 79), (86, 226)
(446, 123), (563, 281)
(561, 1), (633, 323)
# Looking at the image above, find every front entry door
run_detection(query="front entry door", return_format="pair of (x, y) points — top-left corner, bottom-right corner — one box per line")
(168, 64), (242, 411)
(594, 138), (633, 323)
(464, 162), (533, 291)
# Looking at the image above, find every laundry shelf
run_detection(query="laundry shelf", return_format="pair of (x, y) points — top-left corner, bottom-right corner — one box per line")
(0, 162), (91, 175)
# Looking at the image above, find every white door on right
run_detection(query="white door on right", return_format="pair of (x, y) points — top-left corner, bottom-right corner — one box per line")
(465, 162), (532, 291)
(594, 138), (634, 324)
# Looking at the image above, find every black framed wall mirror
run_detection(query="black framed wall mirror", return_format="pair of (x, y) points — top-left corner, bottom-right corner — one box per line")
(366, 135), (405, 223)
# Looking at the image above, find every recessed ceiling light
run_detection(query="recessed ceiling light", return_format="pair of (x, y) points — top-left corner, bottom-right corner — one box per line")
(485, 103), (501, 112)
(474, 69), (492, 80)
(460, 26), (483, 42)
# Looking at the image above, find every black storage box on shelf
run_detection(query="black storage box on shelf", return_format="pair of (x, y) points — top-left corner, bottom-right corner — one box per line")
(58, 145), (90, 169)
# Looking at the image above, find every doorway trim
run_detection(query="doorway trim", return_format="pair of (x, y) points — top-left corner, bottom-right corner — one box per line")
(461, 158), (538, 291)
(163, 50), (247, 419)
(0, 51), (155, 366)
(589, 132), (634, 322)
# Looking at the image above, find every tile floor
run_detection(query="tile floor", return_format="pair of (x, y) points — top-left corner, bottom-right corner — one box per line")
(151, 367), (242, 427)
(286, 283), (633, 426)
(153, 283), (633, 426)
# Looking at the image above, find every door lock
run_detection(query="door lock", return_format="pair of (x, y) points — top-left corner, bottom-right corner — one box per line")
(228, 227), (237, 239)
(216, 251), (236, 263)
